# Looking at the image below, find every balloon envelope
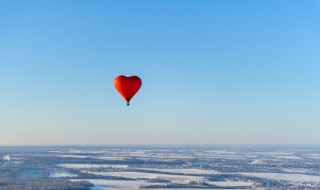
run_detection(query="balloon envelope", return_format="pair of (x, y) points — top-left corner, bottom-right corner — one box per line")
(114, 75), (142, 106)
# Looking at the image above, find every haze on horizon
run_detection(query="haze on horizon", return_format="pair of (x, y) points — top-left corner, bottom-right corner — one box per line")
(0, 0), (319, 145)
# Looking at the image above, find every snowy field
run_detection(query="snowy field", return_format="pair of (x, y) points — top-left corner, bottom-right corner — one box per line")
(86, 171), (205, 184)
(71, 179), (165, 190)
(72, 179), (253, 190)
(50, 171), (77, 178)
(58, 155), (90, 158)
(239, 172), (320, 182)
(2, 146), (320, 189)
(58, 164), (129, 169)
(137, 168), (220, 175)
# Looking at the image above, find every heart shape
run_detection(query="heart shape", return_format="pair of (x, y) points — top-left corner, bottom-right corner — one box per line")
(114, 75), (142, 106)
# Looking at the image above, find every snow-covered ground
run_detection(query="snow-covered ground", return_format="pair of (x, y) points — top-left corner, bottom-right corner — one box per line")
(253, 152), (295, 156)
(3, 155), (10, 161)
(86, 171), (205, 184)
(58, 164), (129, 169)
(304, 153), (320, 159)
(71, 179), (163, 190)
(282, 168), (310, 174)
(251, 159), (264, 164)
(58, 155), (90, 158)
(71, 179), (253, 190)
(98, 156), (126, 160)
(276, 155), (302, 160)
(239, 172), (320, 182)
(207, 181), (253, 187)
(138, 168), (220, 175)
(50, 171), (77, 178)
(67, 150), (109, 154)
(7, 146), (320, 189)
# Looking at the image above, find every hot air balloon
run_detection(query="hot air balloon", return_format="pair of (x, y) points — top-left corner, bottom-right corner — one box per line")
(114, 75), (142, 106)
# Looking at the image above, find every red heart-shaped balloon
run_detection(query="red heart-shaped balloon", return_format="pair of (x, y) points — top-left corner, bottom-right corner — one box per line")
(114, 75), (142, 106)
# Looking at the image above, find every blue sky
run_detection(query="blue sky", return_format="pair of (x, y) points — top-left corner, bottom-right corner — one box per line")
(0, 0), (319, 145)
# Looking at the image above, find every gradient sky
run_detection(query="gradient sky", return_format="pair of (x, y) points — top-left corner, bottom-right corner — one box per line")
(1, 0), (319, 145)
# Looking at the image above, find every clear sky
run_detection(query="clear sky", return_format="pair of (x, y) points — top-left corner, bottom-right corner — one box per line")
(1, 0), (319, 145)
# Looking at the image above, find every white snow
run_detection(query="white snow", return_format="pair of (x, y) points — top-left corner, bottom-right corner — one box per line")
(251, 159), (263, 164)
(207, 181), (253, 187)
(3, 155), (10, 161)
(58, 164), (128, 169)
(139, 168), (220, 175)
(98, 156), (126, 161)
(282, 168), (310, 174)
(304, 153), (320, 159)
(87, 171), (204, 184)
(239, 172), (320, 182)
(67, 150), (108, 154)
(83, 180), (252, 190)
(71, 179), (163, 190)
(253, 152), (294, 155)
(276, 155), (302, 160)
(50, 171), (77, 178)
(58, 155), (90, 158)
